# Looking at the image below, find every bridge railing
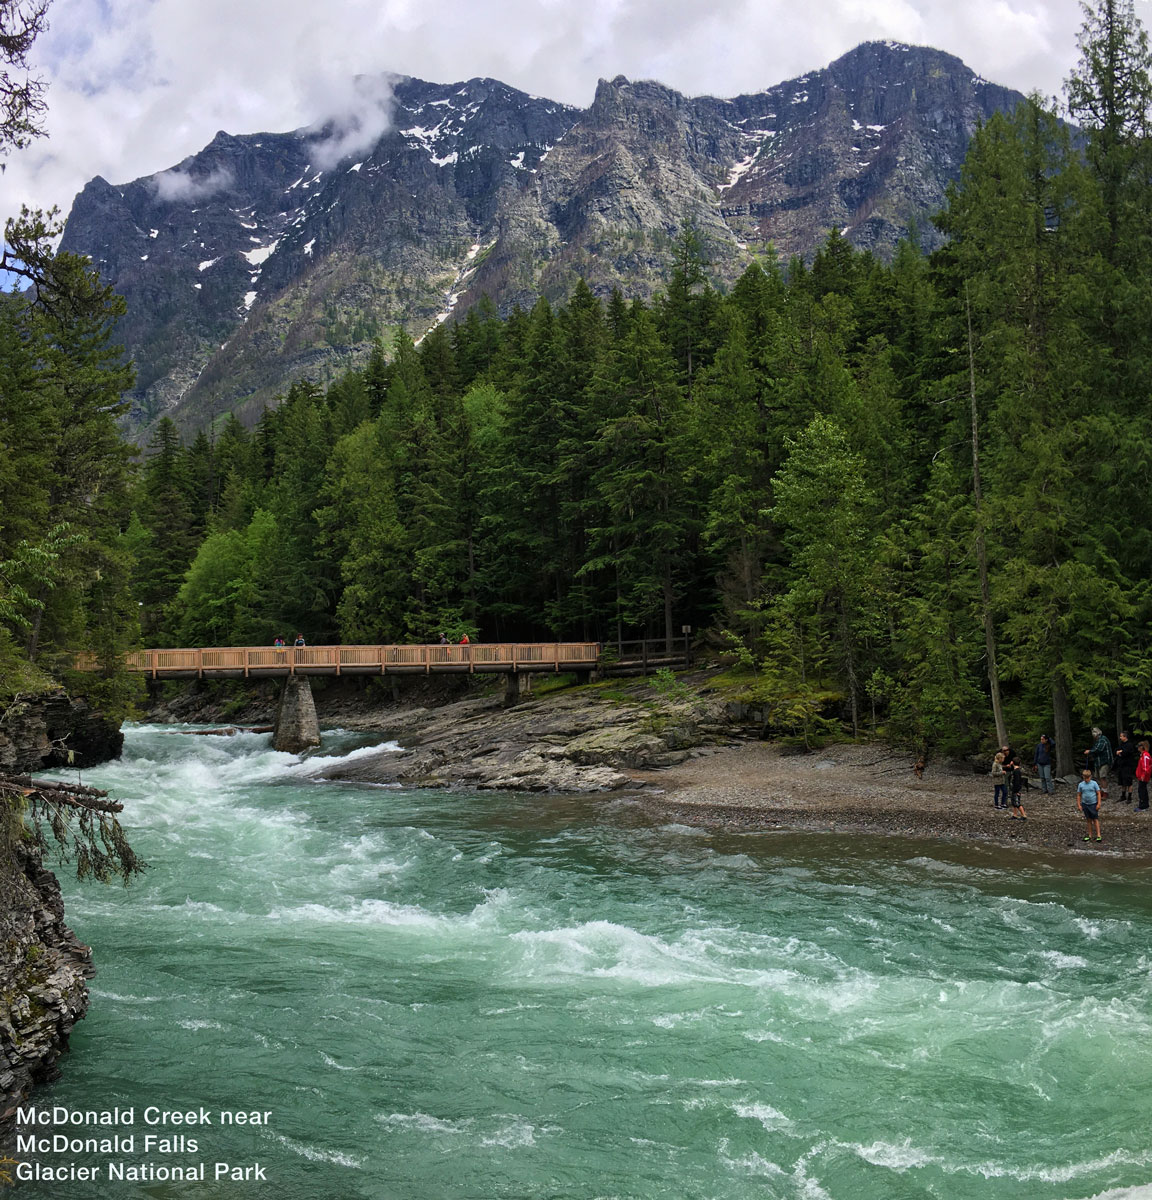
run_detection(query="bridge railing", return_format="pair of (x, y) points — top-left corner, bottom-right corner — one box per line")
(77, 642), (603, 677)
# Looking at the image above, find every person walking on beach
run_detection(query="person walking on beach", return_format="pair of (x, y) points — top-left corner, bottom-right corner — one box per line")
(1033, 734), (1055, 795)
(1077, 769), (1103, 842)
(1136, 741), (1152, 811)
(1008, 759), (1027, 819)
(1084, 727), (1113, 795)
(991, 752), (1008, 809)
(1114, 731), (1136, 803)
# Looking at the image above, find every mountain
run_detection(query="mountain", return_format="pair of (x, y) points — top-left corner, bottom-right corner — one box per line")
(58, 41), (1024, 435)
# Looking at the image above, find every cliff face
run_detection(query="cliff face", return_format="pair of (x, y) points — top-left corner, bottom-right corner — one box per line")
(0, 691), (124, 1123)
(0, 692), (124, 775)
(0, 840), (93, 1126)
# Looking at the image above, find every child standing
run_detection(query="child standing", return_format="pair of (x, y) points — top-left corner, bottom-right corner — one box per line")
(1009, 759), (1027, 820)
(1077, 769), (1102, 842)
(991, 752), (1008, 809)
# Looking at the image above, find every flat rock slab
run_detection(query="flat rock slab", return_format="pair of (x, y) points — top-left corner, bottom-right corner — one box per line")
(320, 688), (731, 792)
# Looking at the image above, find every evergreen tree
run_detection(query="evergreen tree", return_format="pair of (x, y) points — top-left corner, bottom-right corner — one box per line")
(1065, 0), (1152, 265)
(586, 300), (693, 644)
(769, 416), (884, 737)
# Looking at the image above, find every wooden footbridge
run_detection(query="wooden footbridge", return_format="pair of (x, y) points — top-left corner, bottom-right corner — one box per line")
(104, 642), (604, 680)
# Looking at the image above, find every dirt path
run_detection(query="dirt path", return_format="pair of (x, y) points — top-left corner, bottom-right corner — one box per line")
(627, 741), (1152, 858)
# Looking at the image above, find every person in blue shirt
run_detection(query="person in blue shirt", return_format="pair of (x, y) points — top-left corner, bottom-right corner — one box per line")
(1077, 769), (1102, 842)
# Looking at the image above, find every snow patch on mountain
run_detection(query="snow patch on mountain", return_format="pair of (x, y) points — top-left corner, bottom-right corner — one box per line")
(243, 240), (279, 266)
(417, 239), (492, 343)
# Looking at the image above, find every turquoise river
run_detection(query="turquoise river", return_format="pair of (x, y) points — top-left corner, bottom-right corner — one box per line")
(16, 723), (1152, 1198)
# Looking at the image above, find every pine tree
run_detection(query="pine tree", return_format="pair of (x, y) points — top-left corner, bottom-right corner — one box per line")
(586, 300), (692, 644)
(1065, 0), (1152, 265)
(769, 416), (883, 737)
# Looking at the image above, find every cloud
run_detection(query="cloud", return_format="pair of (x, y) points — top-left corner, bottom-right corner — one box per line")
(152, 165), (234, 202)
(305, 74), (396, 170)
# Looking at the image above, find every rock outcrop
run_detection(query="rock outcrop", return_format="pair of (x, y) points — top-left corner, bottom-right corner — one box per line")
(0, 689), (126, 1127)
(320, 682), (739, 792)
(0, 840), (93, 1127)
(0, 691), (124, 774)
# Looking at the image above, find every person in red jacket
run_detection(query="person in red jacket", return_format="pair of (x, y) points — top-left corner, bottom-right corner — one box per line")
(458, 633), (470, 645)
(1136, 740), (1152, 811)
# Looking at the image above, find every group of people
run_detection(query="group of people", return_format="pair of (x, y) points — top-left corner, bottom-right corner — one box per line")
(271, 635), (306, 648)
(989, 728), (1152, 842)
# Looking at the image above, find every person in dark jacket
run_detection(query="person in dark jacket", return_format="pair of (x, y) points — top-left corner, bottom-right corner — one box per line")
(1114, 731), (1137, 804)
(1084, 727), (1113, 793)
(1008, 759), (1027, 819)
(1033, 734), (1055, 795)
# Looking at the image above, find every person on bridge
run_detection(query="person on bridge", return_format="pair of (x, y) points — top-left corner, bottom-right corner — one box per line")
(273, 636), (285, 648)
(459, 633), (470, 645)
(294, 634), (306, 648)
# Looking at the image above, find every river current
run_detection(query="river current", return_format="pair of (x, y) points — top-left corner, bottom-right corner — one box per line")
(20, 723), (1152, 1198)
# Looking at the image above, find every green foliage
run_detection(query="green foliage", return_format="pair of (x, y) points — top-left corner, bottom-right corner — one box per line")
(652, 666), (692, 701)
(0, 218), (140, 716)
(123, 9), (1152, 760)
(22, 788), (145, 886)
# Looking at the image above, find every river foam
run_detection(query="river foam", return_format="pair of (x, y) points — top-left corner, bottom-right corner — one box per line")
(28, 723), (1152, 1200)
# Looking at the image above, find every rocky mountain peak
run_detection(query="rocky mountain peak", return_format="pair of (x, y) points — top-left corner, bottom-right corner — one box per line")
(58, 41), (1027, 437)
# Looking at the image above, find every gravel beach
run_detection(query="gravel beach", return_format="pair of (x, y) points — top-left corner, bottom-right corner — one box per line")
(630, 741), (1152, 857)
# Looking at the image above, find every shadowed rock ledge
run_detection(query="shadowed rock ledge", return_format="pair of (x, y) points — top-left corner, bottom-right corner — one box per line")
(0, 691), (124, 774)
(0, 690), (124, 1131)
(0, 840), (94, 1129)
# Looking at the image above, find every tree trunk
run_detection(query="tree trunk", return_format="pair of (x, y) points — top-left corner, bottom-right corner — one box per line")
(1115, 684), (1125, 741)
(967, 288), (1008, 747)
(1052, 674), (1075, 778)
(837, 600), (860, 738)
(24, 598), (45, 663)
(663, 560), (674, 648)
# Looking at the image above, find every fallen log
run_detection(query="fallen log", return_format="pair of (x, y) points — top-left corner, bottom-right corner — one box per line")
(0, 774), (123, 813)
(171, 725), (275, 737)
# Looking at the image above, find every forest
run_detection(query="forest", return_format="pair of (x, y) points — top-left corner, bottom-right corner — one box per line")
(3, 1), (1152, 773)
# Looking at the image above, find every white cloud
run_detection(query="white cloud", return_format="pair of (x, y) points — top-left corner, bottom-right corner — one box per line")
(0, 0), (1090, 221)
(153, 165), (234, 202)
(305, 74), (396, 170)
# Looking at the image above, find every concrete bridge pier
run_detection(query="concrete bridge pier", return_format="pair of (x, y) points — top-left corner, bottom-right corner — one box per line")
(503, 671), (533, 706)
(274, 675), (321, 752)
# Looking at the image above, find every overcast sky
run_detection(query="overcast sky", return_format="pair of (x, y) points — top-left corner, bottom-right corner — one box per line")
(1, 0), (1091, 221)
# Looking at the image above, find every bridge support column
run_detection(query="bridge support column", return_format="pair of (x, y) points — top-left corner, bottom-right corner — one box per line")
(503, 671), (533, 706)
(274, 675), (321, 753)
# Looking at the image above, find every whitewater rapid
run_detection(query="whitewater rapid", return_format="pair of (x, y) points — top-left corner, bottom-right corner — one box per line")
(21, 724), (1152, 1199)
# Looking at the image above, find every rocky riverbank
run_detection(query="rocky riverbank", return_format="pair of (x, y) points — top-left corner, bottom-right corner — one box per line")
(0, 690), (124, 774)
(146, 672), (1152, 857)
(145, 673), (743, 791)
(0, 840), (93, 1127)
(0, 688), (124, 1129)
(632, 741), (1152, 857)
(318, 678), (741, 791)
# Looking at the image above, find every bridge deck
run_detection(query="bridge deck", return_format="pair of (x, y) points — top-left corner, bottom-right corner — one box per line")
(86, 643), (602, 679)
